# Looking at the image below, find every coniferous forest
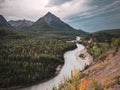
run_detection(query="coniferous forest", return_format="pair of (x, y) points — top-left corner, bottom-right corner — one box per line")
(0, 38), (76, 87)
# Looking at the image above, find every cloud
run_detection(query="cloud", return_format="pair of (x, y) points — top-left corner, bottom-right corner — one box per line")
(66, 0), (120, 21)
(0, 0), (50, 21)
(48, 0), (72, 6)
(0, 0), (6, 8)
(0, 0), (92, 21)
(63, 0), (120, 32)
(67, 10), (120, 32)
(79, 0), (120, 19)
(0, 0), (5, 3)
(81, 13), (120, 32)
(48, 0), (94, 19)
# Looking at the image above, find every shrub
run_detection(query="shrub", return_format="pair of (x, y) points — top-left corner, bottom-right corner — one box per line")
(79, 54), (86, 58)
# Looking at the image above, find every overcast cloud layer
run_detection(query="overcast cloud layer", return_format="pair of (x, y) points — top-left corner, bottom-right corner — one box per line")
(0, 0), (120, 32)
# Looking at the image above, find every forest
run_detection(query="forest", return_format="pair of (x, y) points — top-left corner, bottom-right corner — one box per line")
(0, 38), (76, 88)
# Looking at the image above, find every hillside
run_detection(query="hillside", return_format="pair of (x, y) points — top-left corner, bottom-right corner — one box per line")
(0, 15), (12, 28)
(83, 29), (120, 43)
(82, 47), (120, 90)
(94, 29), (120, 35)
(0, 28), (27, 42)
(61, 47), (120, 90)
(0, 16), (27, 42)
(78, 29), (89, 34)
(59, 35), (120, 90)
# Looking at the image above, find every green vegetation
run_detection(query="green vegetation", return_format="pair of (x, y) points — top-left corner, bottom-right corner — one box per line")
(83, 32), (120, 59)
(111, 38), (120, 48)
(86, 43), (110, 59)
(85, 37), (120, 59)
(116, 76), (120, 85)
(79, 54), (86, 59)
(0, 38), (76, 88)
(84, 33), (119, 43)
(94, 29), (120, 36)
(0, 27), (27, 43)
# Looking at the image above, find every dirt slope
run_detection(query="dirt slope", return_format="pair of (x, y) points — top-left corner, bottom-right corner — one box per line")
(83, 48), (120, 89)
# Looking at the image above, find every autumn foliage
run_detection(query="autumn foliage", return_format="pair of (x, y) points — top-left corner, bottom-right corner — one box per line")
(59, 67), (107, 90)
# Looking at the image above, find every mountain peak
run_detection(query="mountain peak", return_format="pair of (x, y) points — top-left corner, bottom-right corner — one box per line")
(32, 12), (74, 30)
(46, 12), (52, 15)
(39, 12), (60, 24)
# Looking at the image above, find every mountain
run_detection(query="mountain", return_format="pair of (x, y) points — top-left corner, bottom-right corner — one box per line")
(31, 12), (74, 30)
(8, 19), (34, 29)
(0, 15), (26, 41)
(25, 12), (86, 39)
(0, 15), (12, 28)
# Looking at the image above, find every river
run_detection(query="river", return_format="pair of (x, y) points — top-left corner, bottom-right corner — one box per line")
(18, 43), (93, 90)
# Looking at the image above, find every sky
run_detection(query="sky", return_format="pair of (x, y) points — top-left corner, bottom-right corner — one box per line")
(0, 0), (120, 32)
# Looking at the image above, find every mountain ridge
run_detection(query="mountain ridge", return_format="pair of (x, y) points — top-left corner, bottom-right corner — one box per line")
(8, 19), (34, 29)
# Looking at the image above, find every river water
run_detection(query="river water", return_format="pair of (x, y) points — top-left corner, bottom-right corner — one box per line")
(19, 44), (93, 90)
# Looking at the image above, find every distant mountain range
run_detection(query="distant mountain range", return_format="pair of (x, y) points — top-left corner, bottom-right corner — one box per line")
(0, 12), (89, 40)
(0, 12), (87, 36)
(8, 19), (34, 29)
(1, 12), (119, 40)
